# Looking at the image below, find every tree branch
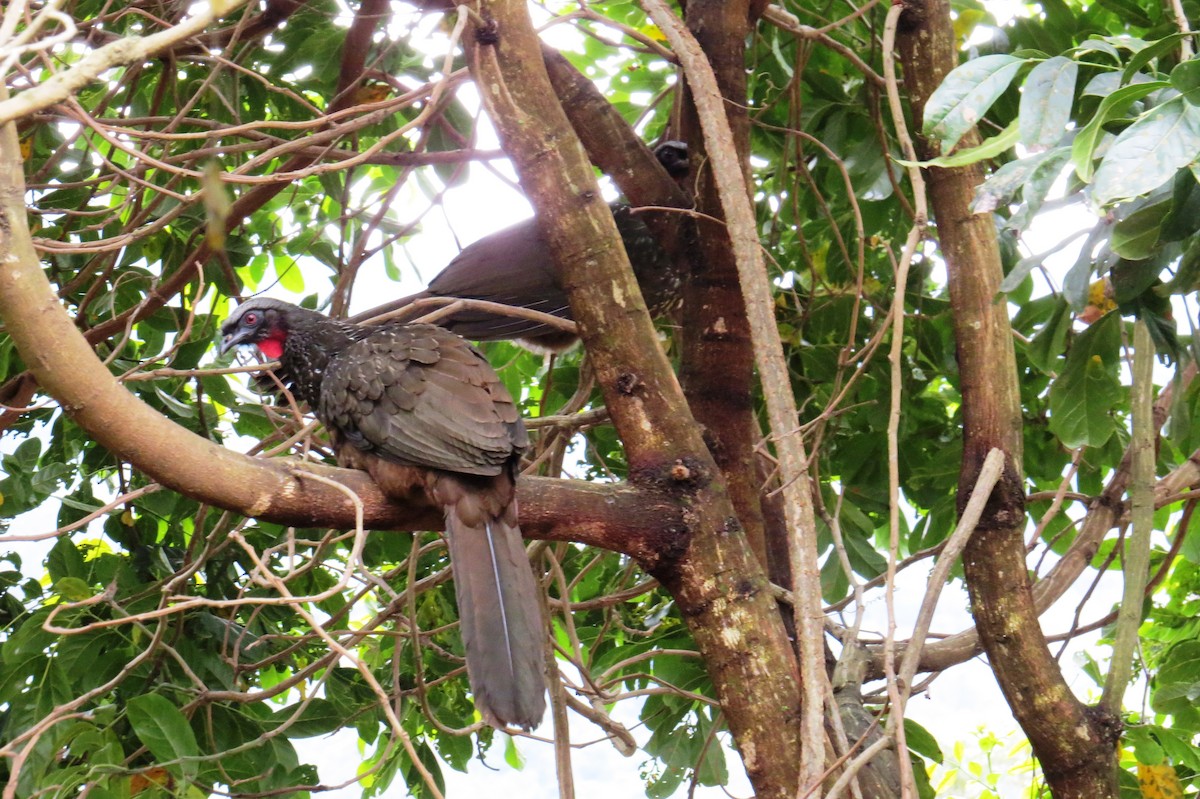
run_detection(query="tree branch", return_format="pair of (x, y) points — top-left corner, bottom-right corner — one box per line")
(0, 0), (252, 126)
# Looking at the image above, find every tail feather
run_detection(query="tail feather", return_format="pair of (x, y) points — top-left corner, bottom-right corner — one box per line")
(445, 506), (547, 730)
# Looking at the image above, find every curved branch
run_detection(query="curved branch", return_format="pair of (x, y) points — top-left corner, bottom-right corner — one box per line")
(0, 98), (678, 562)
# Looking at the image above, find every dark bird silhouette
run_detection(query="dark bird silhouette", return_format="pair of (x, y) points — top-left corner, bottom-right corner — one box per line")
(220, 298), (546, 729)
(352, 141), (690, 351)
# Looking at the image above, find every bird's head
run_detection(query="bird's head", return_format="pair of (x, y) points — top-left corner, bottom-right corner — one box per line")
(219, 298), (298, 360)
(653, 140), (689, 179)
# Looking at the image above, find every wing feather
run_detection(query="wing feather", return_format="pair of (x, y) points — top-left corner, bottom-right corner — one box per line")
(320, 324), (525, 476)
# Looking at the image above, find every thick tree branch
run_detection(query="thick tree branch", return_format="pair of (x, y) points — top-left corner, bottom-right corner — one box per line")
(461, 5), (804, 797)
(895, 1), (1121, 795)
(643, 0), (826, 790)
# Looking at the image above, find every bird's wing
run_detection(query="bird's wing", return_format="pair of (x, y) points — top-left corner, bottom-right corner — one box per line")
(319, 325), (527, 475)
(426, 220), (570, 339)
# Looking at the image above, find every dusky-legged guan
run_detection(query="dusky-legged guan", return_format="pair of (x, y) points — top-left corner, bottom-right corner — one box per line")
(220, 298), (546, 730)
(351, 141), (690, 351)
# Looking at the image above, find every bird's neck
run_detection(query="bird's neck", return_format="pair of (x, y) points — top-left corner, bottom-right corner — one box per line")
(278, 317), (362, 406)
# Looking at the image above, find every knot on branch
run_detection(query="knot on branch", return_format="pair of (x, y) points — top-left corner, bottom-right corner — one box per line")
(639, 522), (691, 574)
(957, 456), (1025, 531)
(632, 457), (709, 495)
(895, 0), (926, 32)
(1086, 704), (1125, 749)
(615, 371), (643, 395)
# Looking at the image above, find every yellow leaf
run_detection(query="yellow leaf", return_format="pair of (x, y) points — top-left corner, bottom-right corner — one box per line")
(953, 9), (987, 43)
(639, 23), (667, 42)
(202, 162), (232, 250)
(121, 509), (134, 526)
(1138, 761), (1183, 799)
(352, 83), (392, 105)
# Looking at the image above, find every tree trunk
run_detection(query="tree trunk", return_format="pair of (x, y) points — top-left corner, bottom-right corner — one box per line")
(894, 1), (1123, 795)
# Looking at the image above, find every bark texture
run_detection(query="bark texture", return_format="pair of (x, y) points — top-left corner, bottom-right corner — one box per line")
(895, 1), (1122, 795)
(462, 5), (804, 796)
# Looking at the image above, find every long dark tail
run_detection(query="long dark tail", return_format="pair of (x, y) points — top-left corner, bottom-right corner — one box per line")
(444, 501), (546, 730)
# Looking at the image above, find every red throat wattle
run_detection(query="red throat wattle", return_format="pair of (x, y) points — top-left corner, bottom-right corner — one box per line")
(257, 333), (285, 360)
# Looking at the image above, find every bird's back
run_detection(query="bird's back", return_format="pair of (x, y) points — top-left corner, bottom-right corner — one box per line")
(317, 324), (527, 477)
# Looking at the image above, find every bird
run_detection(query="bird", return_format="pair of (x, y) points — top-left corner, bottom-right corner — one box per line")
(219, 297), (547, 730)
(351, 141), (690, 352)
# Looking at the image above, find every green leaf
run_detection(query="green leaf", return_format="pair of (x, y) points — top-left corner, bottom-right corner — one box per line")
(1171, 57), (1200, 105)
(503, 733), (526, 769)
(1152, 640), (1200, 715)
(152, 386), (197, 419)
(1094, 0), (1156, 27)
(274, 257), (305, 293)
(1047, 312), (1123, 448)
(126, 694), (200, 778)
(923, 55), (1026, 152)
(1092, 97), (1200, 206)
(1071, 81), (1168, 181)
(904, 719), (944, 762)
(48, 536), (86, 582)
(1026, 298), (1073, 374)
(1126, 726), (1165, 764)
(1110, 199), (1169, 258)
(1020, 56), (1078, 151)
(973, 147), (1068, 214)
(52, 577), (93, 601)
(897, 119), (1019, 169)
(269, 699), (344, 738)
(1121, 33), (1189, 85)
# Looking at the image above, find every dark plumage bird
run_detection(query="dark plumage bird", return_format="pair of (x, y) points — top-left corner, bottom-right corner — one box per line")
(353, 141), (690, 351)
(220, 298), (546, 730)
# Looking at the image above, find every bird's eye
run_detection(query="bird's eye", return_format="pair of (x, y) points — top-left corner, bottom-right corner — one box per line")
(244, 312), (258, 325)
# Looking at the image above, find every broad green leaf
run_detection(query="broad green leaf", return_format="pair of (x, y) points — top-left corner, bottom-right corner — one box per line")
(1071, 81), (1168, 181)
(904, 719), (944, 762)
(973, 147), (1065, 213)
(1110, 199), (1169, 258)
(48, 537), (86, 582)
(1047, 312), (1122, 448)
(503, 733), (526, 769)
(1092, 97), (1200, 205)
(274, 257), (305, 293)
(1083, 70), (1155, 97)
(1122, 33), (1189, 86)
(923, 55), (1026, 152)
(1026, 298), (1073, 374)
(52, 577), (92, 601)
(1020, 57), (1078, 150)
(1171, 58), (1200, 105)
(897, 119), (1019, 168)
(1009, 148), (1076, 230)
(1095, 0), (1156, 27)
(126, 693), (199, 778)
(269, 699), (344, 738)
(1062, 222), (1114, 310)
(1126, 726), (1165, 765)
(1151, 640), (1200, 715)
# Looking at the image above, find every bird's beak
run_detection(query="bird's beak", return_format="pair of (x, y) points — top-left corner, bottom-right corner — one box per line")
(219, 328), (250, 356)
